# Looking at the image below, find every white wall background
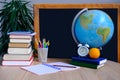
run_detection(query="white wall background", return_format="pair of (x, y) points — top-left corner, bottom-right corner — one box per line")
(30, 0), (120, 4)
(0, 0), (120, 9)
(0, 0), (120, 11)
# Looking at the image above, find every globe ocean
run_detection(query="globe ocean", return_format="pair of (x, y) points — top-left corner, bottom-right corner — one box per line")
(72, 9), (114, 48)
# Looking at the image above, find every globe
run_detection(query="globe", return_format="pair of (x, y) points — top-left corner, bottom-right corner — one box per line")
(72, 8), (114, 48)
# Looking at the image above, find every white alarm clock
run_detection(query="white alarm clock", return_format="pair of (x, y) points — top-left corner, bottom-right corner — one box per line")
(77, 44), (89, 57)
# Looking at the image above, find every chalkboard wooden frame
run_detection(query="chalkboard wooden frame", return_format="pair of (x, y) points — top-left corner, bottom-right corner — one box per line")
(34, 4), (120, 62)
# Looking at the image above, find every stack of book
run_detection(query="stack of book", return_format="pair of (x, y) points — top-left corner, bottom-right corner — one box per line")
(71, 56), (107, 69)
(2, 31), (36, 66)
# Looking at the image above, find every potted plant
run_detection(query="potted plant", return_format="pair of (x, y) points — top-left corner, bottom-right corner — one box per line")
(0, 0), (34, 57)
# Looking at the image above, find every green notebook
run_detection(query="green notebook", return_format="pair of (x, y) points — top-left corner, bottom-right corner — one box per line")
(70, 60), (104, 69)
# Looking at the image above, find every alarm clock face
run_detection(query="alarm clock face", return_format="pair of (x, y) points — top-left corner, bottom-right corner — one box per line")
(77, 46), (89, 57)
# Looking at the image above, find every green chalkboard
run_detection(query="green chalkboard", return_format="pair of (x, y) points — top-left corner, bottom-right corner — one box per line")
(34, 4), (120, 62)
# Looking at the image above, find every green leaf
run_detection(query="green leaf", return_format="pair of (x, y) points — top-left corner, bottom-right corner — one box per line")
(0, 0), (34, 55)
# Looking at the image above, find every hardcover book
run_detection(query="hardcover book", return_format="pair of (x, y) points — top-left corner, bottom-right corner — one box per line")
(9, 35), (32, 39)
(8, 46), (32, 54)
(9, 43), (31, 48)
(72, 56), (107, 65)
(7, 31), (36, 36)
(9, 38), (32, 43)
(3, 51), (33, 60)
(2, 57), (34, 66)
(71, 60), (104, 69)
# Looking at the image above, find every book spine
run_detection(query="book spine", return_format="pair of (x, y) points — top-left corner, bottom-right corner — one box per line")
(4, 50), (33, 60)
(72, 57), (100, 65)
(70, 61), (99, 69)
(8, 32), (36, 36)
(3, 55), (33, 61)
(2, 57), (34, 66)
(8, 47), (32, 54)
(9, 35), (32, 39)
(9, 43), (31, 48)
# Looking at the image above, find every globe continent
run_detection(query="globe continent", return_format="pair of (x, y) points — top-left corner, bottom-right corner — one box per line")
(74, 10), (114, 47)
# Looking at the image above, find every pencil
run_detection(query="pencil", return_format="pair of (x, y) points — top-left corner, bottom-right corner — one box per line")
(52, 65), (76, 68)
(46, 40), (50, 46)
(38, 39), (42, 45)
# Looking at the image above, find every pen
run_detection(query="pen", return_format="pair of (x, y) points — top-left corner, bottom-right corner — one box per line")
(52, 65), (76, 68)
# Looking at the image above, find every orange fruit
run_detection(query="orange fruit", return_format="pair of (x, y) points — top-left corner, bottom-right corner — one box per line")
(89, 48), (100, 59)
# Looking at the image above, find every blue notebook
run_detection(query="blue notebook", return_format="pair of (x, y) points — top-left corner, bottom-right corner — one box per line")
(72, 56), (107, 65)
(7, 31), (36, 36)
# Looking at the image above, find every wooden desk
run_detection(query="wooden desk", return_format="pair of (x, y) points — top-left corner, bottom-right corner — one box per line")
(0, 58), (120, 80)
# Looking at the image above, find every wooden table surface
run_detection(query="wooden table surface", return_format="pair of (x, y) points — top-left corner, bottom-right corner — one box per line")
(0, 58), (120, 80)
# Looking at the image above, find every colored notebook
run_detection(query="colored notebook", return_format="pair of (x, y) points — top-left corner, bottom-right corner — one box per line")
(72, 56), (107, 65)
